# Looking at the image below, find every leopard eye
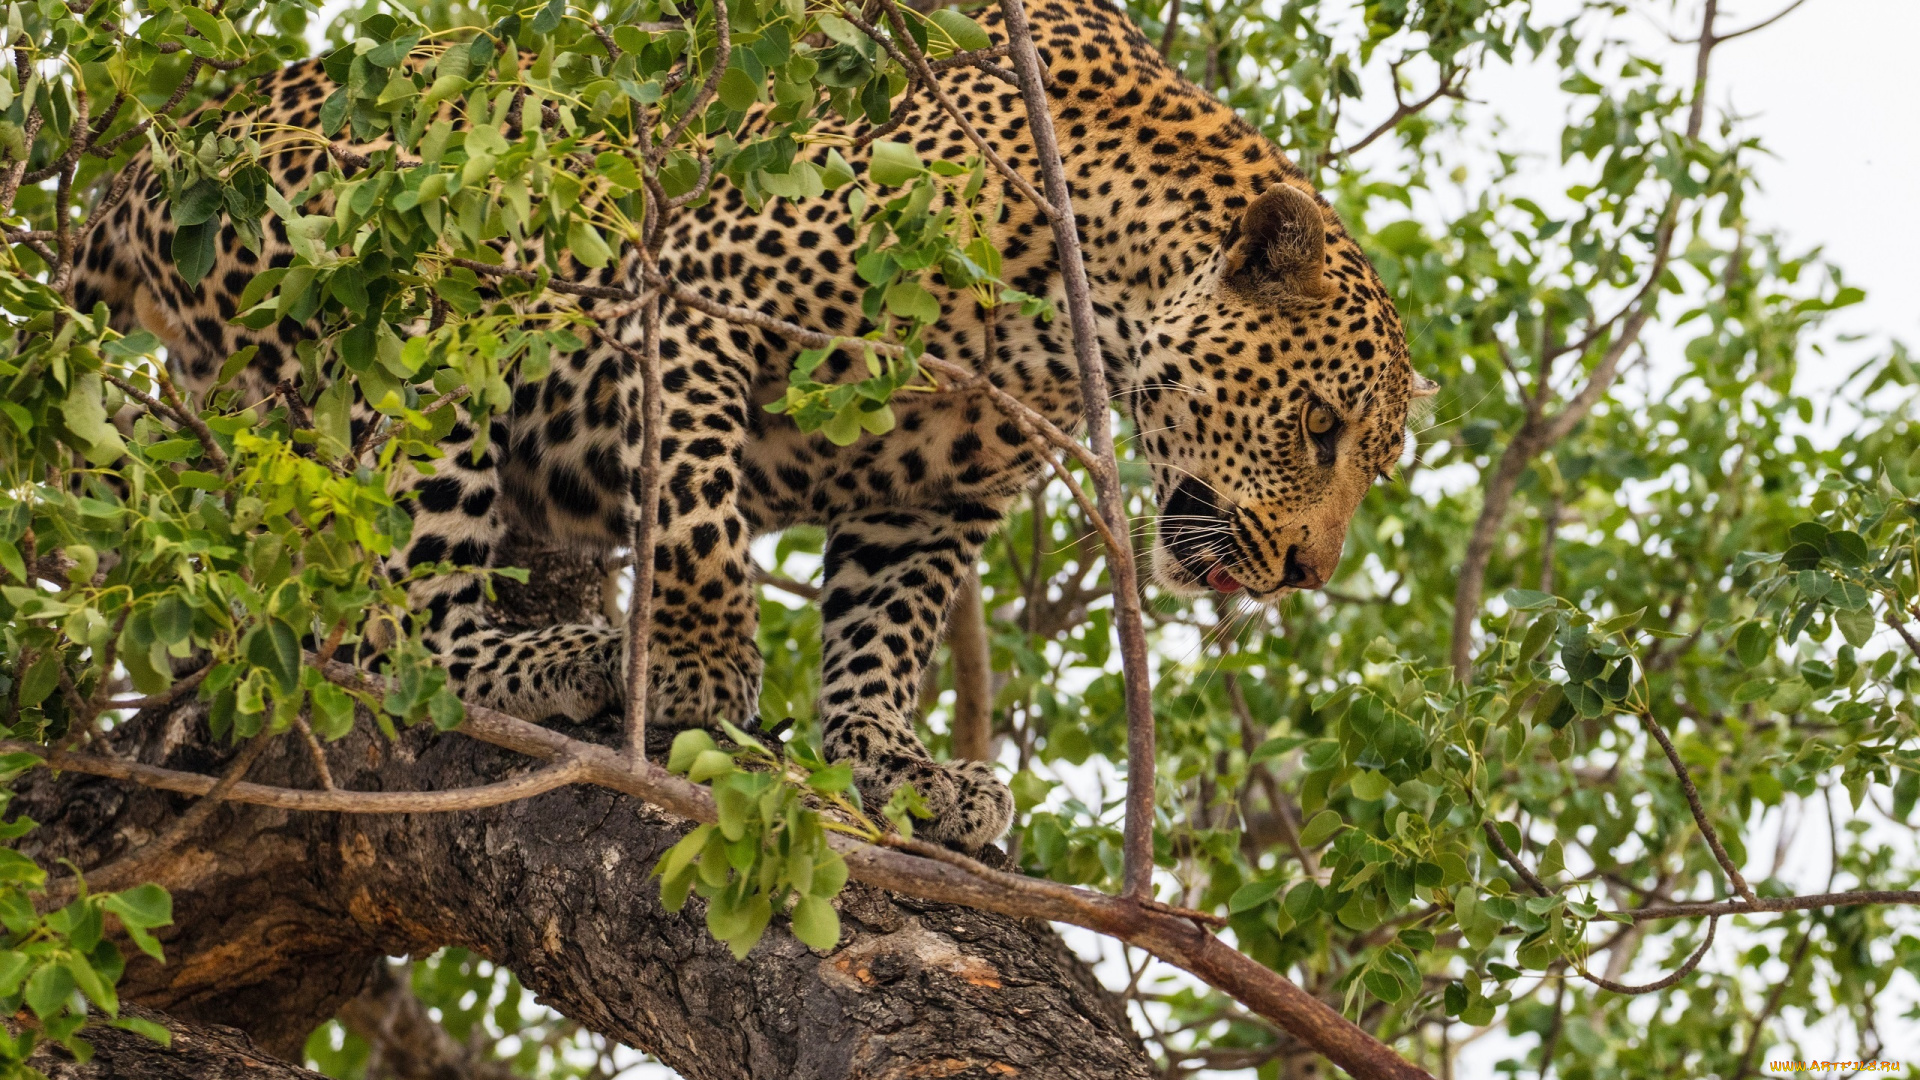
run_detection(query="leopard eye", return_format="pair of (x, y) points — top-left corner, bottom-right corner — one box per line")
(1303, 401), (1343, 464)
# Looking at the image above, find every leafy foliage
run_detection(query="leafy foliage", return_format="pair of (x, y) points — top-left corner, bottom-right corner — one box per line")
(0, 758), (173, 1078)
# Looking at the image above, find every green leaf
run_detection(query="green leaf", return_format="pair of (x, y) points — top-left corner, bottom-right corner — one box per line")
(24, 961), (75, 1020)
(883, 280), (942, 323)
(807, 763), (853, 794)
(821, 149), (857, 189)
(668, 730), (717, 774)
(102, 884), (172, 929)
(172, 178), (225, 227)
(62, 374), (126, 460)
(1250, 735), (1306, 764)
(1363, 968), (1404, 1002)
(1503, 588), (1556, 610)
(1299, 809), (1342, 847)
(1284, 881), (1322, 921)
(172, 219), (219, 285)
(1350, 770), (1390, 801)
(868, 142), (925, 187)
(109, 1015), (171, 1047)
(567, 219), (615, 269)
(928, 8), (994, 50)
(1835, 606), (1874, 649)
(789, 895), (841, 950)
(243, 619), (302, 694)
(716, 66), (759, 111)
(1733, 620), (1771, 668)
(1229, 877), (1285, 913)
(686, 749), (735, 783)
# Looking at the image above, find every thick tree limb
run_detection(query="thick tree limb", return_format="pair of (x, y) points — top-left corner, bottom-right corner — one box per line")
(14, 553), (1153, 1080)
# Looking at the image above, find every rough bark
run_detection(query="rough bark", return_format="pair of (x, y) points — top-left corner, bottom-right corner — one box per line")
(14, 548), (1152, 1080)
(6, 1005), (330, 1080)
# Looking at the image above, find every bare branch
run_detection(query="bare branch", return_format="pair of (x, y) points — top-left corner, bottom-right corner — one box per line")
(447, 256), (637, 302)
(3, 737), (591, 814)
(1481, 819), (1553, 897)
(1640, 710), (1757, 904)
(1732, 927), (1811, 1080)
(595, 309), (665, 772)
(948, 567), (993, 762)
(1449, 0), (1720, 679)
(652, 0), (729, 165)
(1343, 67), (1462, 157)
(753, 564), (821, 599)
(1887, 611), (1920, 661)
(1698, 0), (1803, 43)
(299, 657), (1431, 1080)
(1576, 916), (1716, 994)
(997, 0), (1161, 902)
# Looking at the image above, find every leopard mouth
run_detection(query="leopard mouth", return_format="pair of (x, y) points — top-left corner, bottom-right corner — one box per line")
(1159, 478), (1245, 594)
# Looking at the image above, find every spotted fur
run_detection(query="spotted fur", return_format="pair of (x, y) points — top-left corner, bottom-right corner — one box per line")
(74, 0), (1429, 848)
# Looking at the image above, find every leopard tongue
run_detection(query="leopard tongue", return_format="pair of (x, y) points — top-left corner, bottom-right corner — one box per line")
(1207, 566), (1243, 594)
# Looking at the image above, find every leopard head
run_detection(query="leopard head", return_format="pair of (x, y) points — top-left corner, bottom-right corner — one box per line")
(1132, 182), (1435, 602)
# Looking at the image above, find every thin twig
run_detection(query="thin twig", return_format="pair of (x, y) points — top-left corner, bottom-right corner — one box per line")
(448, 256), (637, 301)
(151, 364), (230, 471)
(597, 308), (664, 772)
(997, 0), (1159, 900)
(753, 565), (821, 599)
(1342, 66), (1462, 157)
(1639, 710), (1757, 904)
(1481, 819), (1553, 897)
(855, 4), (1056, 219)
(652, 0), (729, 165)
(293, 714), (336, 790)
(105, 662), (212, 714)
(1575, 916), (1716, 994)
(1732, 927), (1810, 1080)
(1887, 612), (1920, 661)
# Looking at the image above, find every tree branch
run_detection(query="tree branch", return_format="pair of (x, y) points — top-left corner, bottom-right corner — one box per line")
(1481, 820), (1552, 897)
(1639, 710), (1757, 904)
(948, 567), (994, 762)
(996, 0), (1162, 905)
(1575, 916), (1716, 994)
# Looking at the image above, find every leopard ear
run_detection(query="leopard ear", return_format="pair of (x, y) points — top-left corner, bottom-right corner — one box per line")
(1411, 373), (1440, 398)
(1224, 184), (1329, 296)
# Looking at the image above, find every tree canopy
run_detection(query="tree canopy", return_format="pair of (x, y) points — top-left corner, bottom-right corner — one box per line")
(0, 0), (1915, 1074)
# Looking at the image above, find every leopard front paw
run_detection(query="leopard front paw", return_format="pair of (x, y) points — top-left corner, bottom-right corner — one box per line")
(859, 758), (1014, 851)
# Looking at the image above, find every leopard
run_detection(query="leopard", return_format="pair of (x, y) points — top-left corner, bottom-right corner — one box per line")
(73, 0), (1435, 849)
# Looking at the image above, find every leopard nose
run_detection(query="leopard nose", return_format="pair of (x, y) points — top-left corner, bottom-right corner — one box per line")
(1281, 545), (1327, 590)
